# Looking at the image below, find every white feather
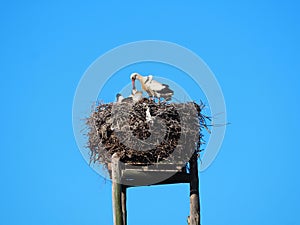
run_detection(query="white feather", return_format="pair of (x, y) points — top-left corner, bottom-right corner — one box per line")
(146, 107), (152, 122)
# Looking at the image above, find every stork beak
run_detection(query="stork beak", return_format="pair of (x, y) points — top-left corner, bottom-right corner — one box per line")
(132, 79), (136, 89)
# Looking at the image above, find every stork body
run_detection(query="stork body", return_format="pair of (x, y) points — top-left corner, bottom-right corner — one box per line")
(130, 73), (174, 101)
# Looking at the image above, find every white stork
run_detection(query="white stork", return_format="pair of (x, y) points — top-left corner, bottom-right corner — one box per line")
(116, 87), (143, 103)
(131, 87), (143, 102)
(130, 73), (174, 101)
(116, 93), (124, 103)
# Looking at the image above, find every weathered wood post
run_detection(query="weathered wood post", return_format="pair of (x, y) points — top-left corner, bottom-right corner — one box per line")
(189, 153), (200, 225)
(121, 185), (127, 225)
(112, 153), (124, 225)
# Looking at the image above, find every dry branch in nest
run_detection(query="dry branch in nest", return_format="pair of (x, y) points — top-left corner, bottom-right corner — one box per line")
(86, 98), (209, 170)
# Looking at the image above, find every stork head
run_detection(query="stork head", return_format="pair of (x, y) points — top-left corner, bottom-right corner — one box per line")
(130, 72), (139, 80)
(130, 72), (139, 88)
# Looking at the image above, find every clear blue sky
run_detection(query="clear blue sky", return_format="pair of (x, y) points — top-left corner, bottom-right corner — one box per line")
(1, 1), (300, 225)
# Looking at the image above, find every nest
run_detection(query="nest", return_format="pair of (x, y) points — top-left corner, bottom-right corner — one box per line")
(86, 98), (209, 169)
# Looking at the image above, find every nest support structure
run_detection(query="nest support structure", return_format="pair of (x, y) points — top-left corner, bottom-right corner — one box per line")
(86, 98), (208, 225)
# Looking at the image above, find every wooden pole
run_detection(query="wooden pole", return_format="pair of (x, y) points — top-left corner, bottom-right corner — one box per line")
(121, 185), (127, 225)
(189, 153), (200, 225)
(112, 153), (123, 225)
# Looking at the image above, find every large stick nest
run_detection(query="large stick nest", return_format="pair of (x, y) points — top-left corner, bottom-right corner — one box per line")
(86, 98), (209, 169)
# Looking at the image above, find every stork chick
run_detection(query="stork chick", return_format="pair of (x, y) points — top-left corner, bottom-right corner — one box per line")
(130, 73), (174, 101)
(131, 87), (143, 102)
(116, 93), (132, 103)
(116, 87), (143, 103)
(116, 93), (124, 103)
